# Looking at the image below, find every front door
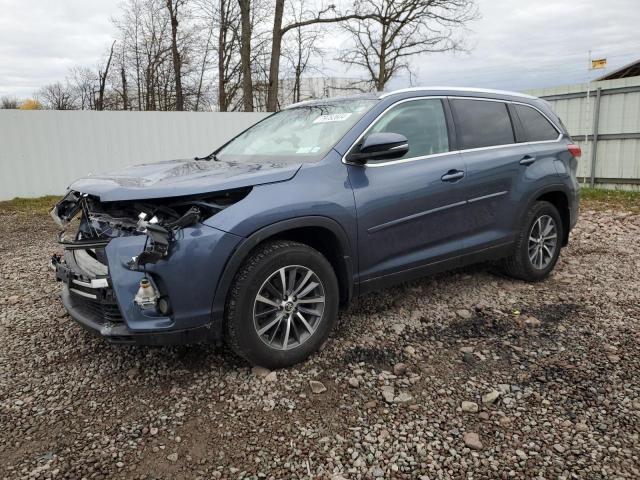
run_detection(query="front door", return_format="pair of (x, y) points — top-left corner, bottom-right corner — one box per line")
(347, 98), (468, 286)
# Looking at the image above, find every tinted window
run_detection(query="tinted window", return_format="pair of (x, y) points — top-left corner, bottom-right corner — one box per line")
(451, 99), (514, 149)
(365, 99), (449, 160)
(368, 99), (449, 158)
(514, 104), (559, 142)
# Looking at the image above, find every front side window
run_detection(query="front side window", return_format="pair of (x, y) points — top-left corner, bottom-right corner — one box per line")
(451, 99), (515, 150)
(364, 99), (450, 160)
(217, 99), (377, 163)
(513, 104), (560, 142)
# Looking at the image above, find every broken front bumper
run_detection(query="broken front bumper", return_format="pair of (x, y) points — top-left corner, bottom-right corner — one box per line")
(53, 224), (243, 345)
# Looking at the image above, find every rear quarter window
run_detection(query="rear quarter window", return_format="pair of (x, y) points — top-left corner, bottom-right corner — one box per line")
(451, 99), (515, 150)
(513, 104), (560, 142)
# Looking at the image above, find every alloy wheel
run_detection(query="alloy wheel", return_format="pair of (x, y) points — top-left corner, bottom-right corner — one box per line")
(253, 265), (326, 351)
(528, 214), (557, 269)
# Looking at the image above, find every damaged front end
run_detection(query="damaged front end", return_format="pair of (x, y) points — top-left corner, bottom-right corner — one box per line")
(51, 189), (247, 344)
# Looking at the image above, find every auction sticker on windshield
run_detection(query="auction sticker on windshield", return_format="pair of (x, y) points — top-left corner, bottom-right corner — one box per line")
(313, 113), (352, 124)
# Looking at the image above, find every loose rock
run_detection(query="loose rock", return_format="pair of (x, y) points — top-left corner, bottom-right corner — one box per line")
(482, 390), (500, 405)
(463, 432), (483, 450)
(461, 401), (479, 413)
(309, 380), (327, 394)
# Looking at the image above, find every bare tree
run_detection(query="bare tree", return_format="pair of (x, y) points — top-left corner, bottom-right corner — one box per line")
(113, 0), (145, 110)
(28, 0), (384, 112)
(338, 0), (477, 92)
(0, 96), (20, 109)
(68, 67), (97, 110)
(96, 41), (117, 110)
(238, 0), (254, 111)
(212, 0), (241, 111)
(138, 1), (173, 110)
(112, 0), (176, 111)
(264, 2), (376, 112)
(39, 82), (77, 110)
(282, 0), (325, 104)
(118, 42), (130, 110)
(188, 12), (212, 111)
(166, 0), (186, 110)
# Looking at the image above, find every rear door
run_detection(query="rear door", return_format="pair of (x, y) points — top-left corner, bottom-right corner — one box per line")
(347, 98), (468, 286)
(450, 97), (531, 253)
(509, 102), (565, 177)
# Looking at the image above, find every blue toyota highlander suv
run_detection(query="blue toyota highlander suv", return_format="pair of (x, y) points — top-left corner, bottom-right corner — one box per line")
(51, 87), (580, 368)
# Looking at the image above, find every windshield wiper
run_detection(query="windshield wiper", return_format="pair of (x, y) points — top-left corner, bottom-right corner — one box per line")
(194, 152), (219, 161)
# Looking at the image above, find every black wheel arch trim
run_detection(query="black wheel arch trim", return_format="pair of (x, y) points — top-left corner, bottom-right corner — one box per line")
(521, 183), (575, 244)
(210, 216), (354, 324)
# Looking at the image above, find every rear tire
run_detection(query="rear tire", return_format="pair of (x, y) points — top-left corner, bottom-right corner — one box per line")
(500, 201), (563, 282)
(224, 240), (339, 369)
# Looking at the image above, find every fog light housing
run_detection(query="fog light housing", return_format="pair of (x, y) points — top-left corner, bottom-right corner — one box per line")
(156, 296), (171, 316)
(134, 277), (159, 309)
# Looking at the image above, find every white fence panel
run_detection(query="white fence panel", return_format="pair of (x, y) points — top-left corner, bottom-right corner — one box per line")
(527, 77), (640, 190)
(0, 111), (268, 200)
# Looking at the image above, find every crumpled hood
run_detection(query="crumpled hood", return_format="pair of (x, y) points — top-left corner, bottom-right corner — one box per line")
(69, 158), (302, 201)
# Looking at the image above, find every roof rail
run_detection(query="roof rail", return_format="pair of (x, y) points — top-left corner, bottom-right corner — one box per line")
(378, 86), (537, 100)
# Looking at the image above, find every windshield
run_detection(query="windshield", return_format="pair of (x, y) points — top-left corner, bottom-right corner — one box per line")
(217, 99), (378, 163)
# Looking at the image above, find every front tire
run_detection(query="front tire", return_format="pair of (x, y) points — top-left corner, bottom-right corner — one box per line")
(500, 201), (563, 282)
(225, 240), (339, 369)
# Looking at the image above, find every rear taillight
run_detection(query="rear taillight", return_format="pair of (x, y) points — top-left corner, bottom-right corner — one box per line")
(568, 144), (582, 158)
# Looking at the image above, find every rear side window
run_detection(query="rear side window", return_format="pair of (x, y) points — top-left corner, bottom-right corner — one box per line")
(366, 98), (449, 160)
(451, 99), (514, 149)
(513, 104), (559, 142)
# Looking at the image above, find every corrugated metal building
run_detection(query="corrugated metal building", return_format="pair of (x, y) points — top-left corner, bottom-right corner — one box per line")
(527, 63), (640, 190)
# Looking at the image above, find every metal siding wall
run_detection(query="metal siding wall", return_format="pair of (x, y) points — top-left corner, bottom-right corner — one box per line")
(0, 111), (268, 200)
(527, 77), (640, 189)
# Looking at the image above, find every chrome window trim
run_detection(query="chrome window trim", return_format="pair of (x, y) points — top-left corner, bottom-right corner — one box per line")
(342, 95), (564, 168)
(342, 96), (450, 167)
(448, 96), (563, 135)
(507, 100), (564, 143)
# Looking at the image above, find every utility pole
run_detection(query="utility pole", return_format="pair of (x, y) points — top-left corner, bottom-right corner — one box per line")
(584, 50), (592, 176)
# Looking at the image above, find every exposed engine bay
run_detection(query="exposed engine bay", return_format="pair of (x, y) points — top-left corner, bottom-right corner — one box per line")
(51, 188), (250, 269)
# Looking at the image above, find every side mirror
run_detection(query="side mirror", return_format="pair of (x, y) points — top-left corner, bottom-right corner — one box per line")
(347, 132), (409, 164)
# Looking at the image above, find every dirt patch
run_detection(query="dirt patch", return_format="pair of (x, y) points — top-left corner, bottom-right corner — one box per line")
(1, 203), (639, 479)
(341, 345), (400, 369)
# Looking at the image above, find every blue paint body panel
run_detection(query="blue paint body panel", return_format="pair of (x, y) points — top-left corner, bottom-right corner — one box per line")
(70, 158), (302, 202)
(105, 224), (242, 333)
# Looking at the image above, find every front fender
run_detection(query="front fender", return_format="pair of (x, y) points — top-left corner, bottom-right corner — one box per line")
(106, 224), (242, 332)
(209, 215), (354, 324)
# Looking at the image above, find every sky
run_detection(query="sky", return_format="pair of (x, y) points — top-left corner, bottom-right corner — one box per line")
(0, 0), (639, 99)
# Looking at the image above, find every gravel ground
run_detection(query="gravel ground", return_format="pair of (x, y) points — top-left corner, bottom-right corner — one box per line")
(1, 202), (639, 479)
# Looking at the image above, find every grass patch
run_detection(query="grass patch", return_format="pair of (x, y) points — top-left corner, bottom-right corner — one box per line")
(0, 195), (61, 215)
(580, 187), (640, 213)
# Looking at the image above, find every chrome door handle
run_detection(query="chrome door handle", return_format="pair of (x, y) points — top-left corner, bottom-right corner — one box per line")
(441, 170), (465, 182)
(519, 155), (536, 166)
